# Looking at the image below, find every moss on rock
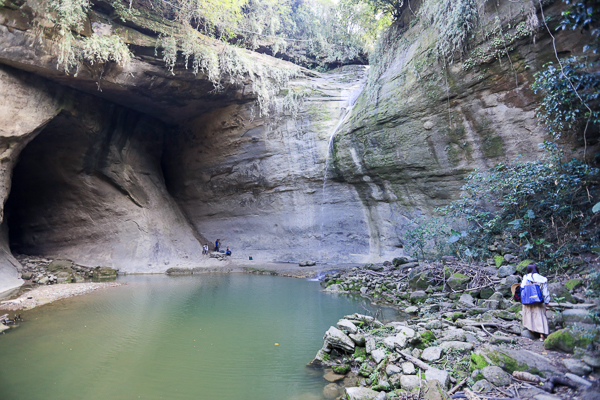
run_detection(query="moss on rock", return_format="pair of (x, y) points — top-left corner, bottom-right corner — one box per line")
(544, 328), (593, 353)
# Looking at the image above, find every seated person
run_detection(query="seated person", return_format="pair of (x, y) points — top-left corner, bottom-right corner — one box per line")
(225, 247), (232, 256)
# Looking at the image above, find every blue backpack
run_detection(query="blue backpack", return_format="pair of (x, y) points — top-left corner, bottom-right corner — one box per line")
(521, 275), (543, 305)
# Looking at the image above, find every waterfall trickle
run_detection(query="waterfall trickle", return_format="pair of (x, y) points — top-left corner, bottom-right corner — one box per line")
(319, 78), (366, 255)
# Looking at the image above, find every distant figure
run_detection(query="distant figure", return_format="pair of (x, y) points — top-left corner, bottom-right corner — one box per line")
(202, 244), (208, 255)
(215, 239), (220, 252)
(521, 263), (550, 341)
(226, 247), (231, 256)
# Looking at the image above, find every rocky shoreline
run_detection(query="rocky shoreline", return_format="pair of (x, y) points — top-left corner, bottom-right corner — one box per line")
(308, 257), (600, 400)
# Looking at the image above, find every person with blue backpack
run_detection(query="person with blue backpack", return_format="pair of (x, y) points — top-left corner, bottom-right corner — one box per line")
(520, 263), (551, 341)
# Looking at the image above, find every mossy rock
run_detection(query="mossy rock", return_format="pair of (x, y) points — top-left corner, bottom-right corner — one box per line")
(474, 345), (559, 377)
(480, 287), (495, 299)
(564, 279), (583, 291)
(332, 364), (351, 374)
(416, 330), (436, 350)
(48, 259), (73, 272)
(448, 273), (471, 291)
(515, 259), (533, 274)
(93, 267), (117, 280)
(494, 255), (504, 268)
(358, 362), (374, 377)
(544, 328), (594, 353)
(409, 270), (432, 290)
(354, 346), (367, 358)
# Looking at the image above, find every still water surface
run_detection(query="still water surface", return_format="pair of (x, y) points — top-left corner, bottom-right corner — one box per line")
(0, 273), (397, 400)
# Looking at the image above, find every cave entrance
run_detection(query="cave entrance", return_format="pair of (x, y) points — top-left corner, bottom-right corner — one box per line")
(4, 112), (90, 258)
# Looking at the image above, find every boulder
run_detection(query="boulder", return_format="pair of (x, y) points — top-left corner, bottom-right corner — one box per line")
(324, 371), (345, 382)
(562, 359), (592, 376)
(409, 269), (432, 290)
(421, 346), (443, 362)
(350, 334), (366, 346)
(425, 368), (450, 388)
(393, 256), (415, 266)
(373, 392), (387, 400)
(497, 265), (516, 278)
(504, 254), (517, 263)
(402, 361), (416, 375)
(405, 306), (419, 314)
(365, 264), (384, 271)
(480, 287), (495, 299)
(565, 279), (583, 291)
(457, 293), (475, 308)
(544, 328), (594, 353)
(440, 341), (473, 352)
(372, 349), (386, 364)
(439, 329), (466, 342)
(48, 259), (73, 272)
(386, 364), (401, 376)
(337, 319), (359, 334)
(583, 354), (600, 368)
(474, 345), (560, 377)
(345, 387), (381, 400)
(383, 336), (397, 350)
(410, 290), (428, 304)
(547, 282), (575, 304)
(400, 375), (422, 390)
(495, 276), (520, 297)
(323, 383), (340, 399)
(92, 267), (117, 280)
(448, 273), (471, 291)
(423, 380), (449, 400)
(21, 272), (33, 280)
(324, 326), (355, 352)
(562, 309), (593, 326)
(481, 366), (511, 386)
(299, 260), (316, 267)
(366, 338), (377, 354)
(425, 320), (443, 330)
(471, 379), (493, 393)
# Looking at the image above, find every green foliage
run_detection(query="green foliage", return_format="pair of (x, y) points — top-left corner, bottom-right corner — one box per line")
(403, 216), (450, 260)
(558, 0), (599, 53)
(419, 0), (479, 62)
(81, 33), (131, 66)
(110, 0), (140, 22)
(437, 142), (599, 271)
(532, 57), (600, 138)
(349, 0), (404, 20)
(237, 0), (390, 71)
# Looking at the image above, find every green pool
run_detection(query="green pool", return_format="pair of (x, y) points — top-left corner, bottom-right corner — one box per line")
(0, 273), (397, 400)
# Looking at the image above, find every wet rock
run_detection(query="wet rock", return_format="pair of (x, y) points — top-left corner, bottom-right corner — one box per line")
(472, 379), (493, 393)
(324, 326), (355, 352)
(482, 366), (511, 386)
(323, 383), (339, 399)
(425, 368), (450, 388)
(562, 359), (592, 376)
(402, 361), (415, 375)
(421, 346), (443, 362)
(324, 371), (345, 382)
(345, 387), (380, 400)
(337, 319), (359, 334)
